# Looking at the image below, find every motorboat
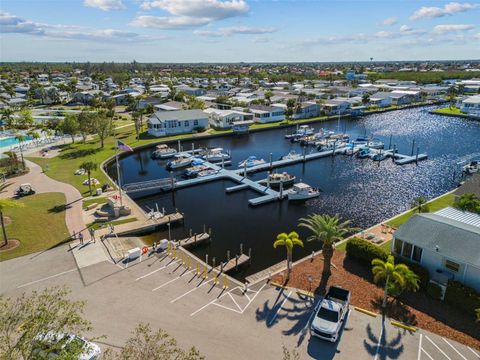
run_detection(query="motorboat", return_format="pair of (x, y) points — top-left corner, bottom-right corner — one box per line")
(166, 154), (192, 170)
(367, 140), (385, 150)
(151, 144), (177, 159)
(463, 160), (479, 174)
(202, 147), (231, 162)
(281, 150), (302, 161)
(197, 169), (218, 177)
(356, 147), (371, 159)
(371, 153), (388, 162)
(238, 156), (266, 168)
(288, 183), (320, 201)
(285, 125), (315, 139)
(260, 172), (296, 189)
(182, 164), (209, 179)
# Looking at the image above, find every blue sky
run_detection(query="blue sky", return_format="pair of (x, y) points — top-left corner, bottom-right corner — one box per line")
(1, 0), (479, 62)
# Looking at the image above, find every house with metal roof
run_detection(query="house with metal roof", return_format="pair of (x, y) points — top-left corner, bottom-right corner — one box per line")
(147, 109), (208, 137)
(392, 207), (480, 291)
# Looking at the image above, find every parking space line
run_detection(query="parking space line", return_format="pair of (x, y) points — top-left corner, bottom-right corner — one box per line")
(213, 302), (243, 314)
(418, 334), (423, 360)
(228, 292), (243, 312)
(190, 286), (241, 316)
(467, 347), (480, 358)
(136, 259), (180, 281)
(170, 278), (215, 303)
(151, 269), (195, 291)
(268, 290), (292, 326)
(442, 338), (468, 360)
(302, 298), (321, 332)
(425, 335), (452, 360)
(422, 348), (435, 360)
(17, 268), (77, 289)
(240, 283), (267, 314)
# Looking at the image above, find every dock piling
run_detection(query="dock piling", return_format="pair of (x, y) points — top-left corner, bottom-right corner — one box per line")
(388, 134), (392, 149)
(269, 153), (273, 170)
(177, 139), (181, 152)
(203, 224), (206, 233)
(411, 139), (416, 156)
(235, 255), (239, 271)
(416, 147), (419, 164)
(248, 248), (252, 264)
(212, 257), (216, 269)
(227, 250), (230, 262)
(240, 243), (243, 255)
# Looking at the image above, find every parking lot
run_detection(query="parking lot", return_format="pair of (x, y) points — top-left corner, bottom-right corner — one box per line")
(1, 246), (479, 360)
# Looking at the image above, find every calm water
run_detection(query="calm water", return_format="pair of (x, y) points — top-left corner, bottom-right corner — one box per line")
(107, 106), (480, 278)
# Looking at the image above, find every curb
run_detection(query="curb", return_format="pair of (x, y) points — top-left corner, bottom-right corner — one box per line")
(270, 281), (289, 290)
(354, 306), (377, 317)
(391, 320), (417, 332)
(296, 289), (315, 298)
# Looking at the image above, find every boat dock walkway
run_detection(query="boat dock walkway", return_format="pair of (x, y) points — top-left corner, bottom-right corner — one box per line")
(177, 232), (210, 248)
(216, 254), (250, 274)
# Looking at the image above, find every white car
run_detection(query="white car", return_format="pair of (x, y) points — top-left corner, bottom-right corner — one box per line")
(33, 332), (101, 360)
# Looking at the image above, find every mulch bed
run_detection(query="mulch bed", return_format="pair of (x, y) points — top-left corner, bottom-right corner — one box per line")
(272, 251), (480, 350)
(0, 239), (20, 252)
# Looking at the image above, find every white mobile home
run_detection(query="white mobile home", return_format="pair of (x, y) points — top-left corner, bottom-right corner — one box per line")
(147, 109), (208, 137)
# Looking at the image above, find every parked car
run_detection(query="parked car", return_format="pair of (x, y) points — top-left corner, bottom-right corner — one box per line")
(15, 183), (35, 197)
(310, 285), (351, 342)
(33, 332), (101, 360)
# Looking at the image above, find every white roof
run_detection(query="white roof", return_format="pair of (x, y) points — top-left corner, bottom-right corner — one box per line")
(294, 182), (310, 189)
(463, 95), (480, 104)
(435, 207), (480, 228)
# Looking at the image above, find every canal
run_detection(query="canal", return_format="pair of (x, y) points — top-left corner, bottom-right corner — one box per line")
(107, 106), (480, 278)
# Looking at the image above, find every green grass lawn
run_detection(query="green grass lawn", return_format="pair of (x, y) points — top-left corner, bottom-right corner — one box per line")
(387, 192), (455, 228)
(380, 240), (392, 252)
(83, 197), (108, 209)
(0, 193), (70, 261)
(432, 107), (464, 116)
(86, 217), (138, 231)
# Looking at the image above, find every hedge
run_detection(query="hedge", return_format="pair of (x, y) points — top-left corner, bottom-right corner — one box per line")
(345, 238), (429, 288)
(444, 281), (480, 317)
(426, 282), (442, 300)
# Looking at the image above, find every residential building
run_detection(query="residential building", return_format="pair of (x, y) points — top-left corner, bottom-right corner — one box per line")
(175, 85), (206, 97)
(292, 102), (321, 119)
(147, 109), (208, 137)
(321, 99), (351, 115)
(249, 105), (285, 123)
(154, 101), (185, 111)
(392, 207), (480, 291)
(460, 95), (480, 116)
(370, 92), (393, 108)
(204, 108), (253, 129)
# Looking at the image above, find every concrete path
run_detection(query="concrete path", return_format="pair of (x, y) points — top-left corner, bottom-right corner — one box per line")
(1, 160), (109, 266)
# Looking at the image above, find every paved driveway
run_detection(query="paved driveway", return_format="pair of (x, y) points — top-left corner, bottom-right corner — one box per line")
(1, 248), (478, 360)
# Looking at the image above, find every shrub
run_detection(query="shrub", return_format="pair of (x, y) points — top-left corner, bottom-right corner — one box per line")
(345, 238), (388, 265)
(444, 281), (480, 317)
(393, 255), (430, 289)
(426, 282), (442, 300)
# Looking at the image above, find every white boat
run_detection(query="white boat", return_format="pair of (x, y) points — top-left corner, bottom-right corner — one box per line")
(238, 156), (266, 168)
(151, 144), (177, 159)
(166, 154), (192, 169)
(203, 148), (231, 162)
(463, 160), (479, 174)
(260, 172), (296, 188)
(288, 183), (320, 201)
(281, 150), (302, 161)
(285, 125), (315, 139)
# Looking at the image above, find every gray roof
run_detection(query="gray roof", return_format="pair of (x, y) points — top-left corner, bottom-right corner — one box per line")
(149, 109), (207, 123)
(435, 207), (480, 227)
(394, 213), (480, 267)
(454, 173), (480, 197)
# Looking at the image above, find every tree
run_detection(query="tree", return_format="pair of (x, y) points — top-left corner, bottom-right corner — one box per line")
(16, 109), (33, 129)
(14, 134), (26, 168)
(264, 90), (273, 104)
(454, 193), (480, 214)
(132, 111), (141, 140)
(273, 232), (303, 279)
(447, 86), (457, 109)
(80, 161), (97, 196)
(371, 255), (409, 308)
(299, 214), (356, 278)
(476, 308), (480, 323)
(0, 287), (92, 360)
(0, 108), (15, 128)
(93, 111), (112, 148)
(0, 196), (23, 247)
(77, 111), (95, 142)
(103, 323), (204, 360)
(58, 114), (79, 143)
(411, 196), (429, 213)
(362, 93), (370, 105)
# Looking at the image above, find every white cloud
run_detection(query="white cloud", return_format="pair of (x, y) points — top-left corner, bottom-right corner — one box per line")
(134, 0), (248, 29)
(410, 2), (479, 20)
(0, 11), (154, 42)
(84, 0), (125, 11)
(194, 26), (276, 37)
(475, 33), (480, 40)
(253, 36), (271, 43)
(382, 17), (397, 26)
(432, 24), (475, 34)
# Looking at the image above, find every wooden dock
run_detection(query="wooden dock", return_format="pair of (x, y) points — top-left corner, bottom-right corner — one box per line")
(177, 232), (210, 248)
(216, 254), (250, 273)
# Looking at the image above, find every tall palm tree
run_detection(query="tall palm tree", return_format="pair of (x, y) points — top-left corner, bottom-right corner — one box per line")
(14, 134), (26, 169)
(1, 108), (14, 128)
(273, 232), (304, 279)
(371, 255), (409, 308)
(299, 214), (356, 278)
(80, 161), (97, 196)
(411, 196), (429, 213)
(0, 196), (24, 247)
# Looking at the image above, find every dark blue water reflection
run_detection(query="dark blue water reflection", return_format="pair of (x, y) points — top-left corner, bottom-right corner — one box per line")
(107, 106), (480, 277)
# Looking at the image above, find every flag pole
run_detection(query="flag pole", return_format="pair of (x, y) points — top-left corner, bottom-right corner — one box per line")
(115, 143), (123, 207)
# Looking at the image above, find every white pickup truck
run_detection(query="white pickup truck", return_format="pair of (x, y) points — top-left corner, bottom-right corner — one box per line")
(310, 285), (351, 342)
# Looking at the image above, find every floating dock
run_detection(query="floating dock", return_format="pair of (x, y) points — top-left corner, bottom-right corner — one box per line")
(216, 254), (250, 274)
(177, 232), (210, 248)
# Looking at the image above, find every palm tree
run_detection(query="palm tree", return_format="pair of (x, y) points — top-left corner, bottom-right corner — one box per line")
(411, 196), (429, 213)
(476, 308), (480, 323)
(0, 196), (24, 247)
(1, 108), (14, 128)
(80, 161), (97, 196)
(273, 232), (304, 279)
(454, 193), (480, 214)
(14, 134), (26, 169)
(371, 255), (409, 308)
(299, 214), (356, 278)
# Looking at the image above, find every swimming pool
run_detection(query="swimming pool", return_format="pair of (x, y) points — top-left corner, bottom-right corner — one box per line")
(0, 136), (33, 149)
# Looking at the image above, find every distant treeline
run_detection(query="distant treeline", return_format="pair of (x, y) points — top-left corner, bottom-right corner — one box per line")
(369, 71), (480, 84)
